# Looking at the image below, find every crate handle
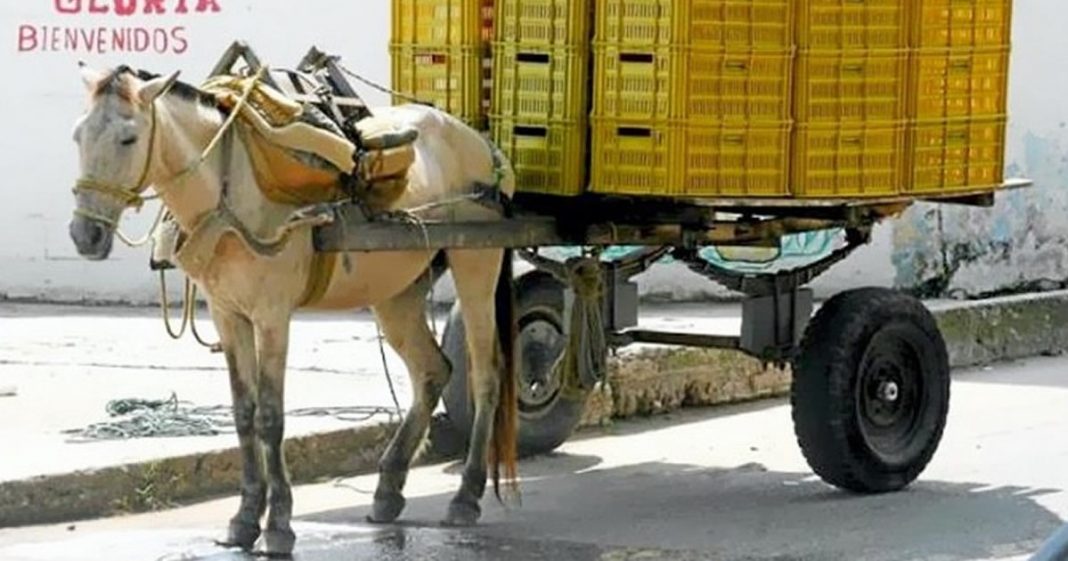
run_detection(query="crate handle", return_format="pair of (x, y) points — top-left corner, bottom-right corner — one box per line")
(620, 53), (655, 64)
(618, 127), (653, 138)
(725, 60), (749, 72)
(841, 136), (864, 145)
(415, 53), (449, 65)
(517, 52), (551, 64)
(947, 130), (969, 142)
(514, 125), (549, 138)
(950, 59), (973, 71)
(723, 135), (745, 144)
(841, 63), (866, 74)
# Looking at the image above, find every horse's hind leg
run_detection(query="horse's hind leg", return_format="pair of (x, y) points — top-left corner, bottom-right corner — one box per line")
(442, 248), (505, 527)
(368, 274), (451, 523)
(212, 307), (265, 551)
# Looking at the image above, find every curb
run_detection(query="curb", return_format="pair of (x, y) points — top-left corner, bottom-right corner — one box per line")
(4, 290), (1068, 528)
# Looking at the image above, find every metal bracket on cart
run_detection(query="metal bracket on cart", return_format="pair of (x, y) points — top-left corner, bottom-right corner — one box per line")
(610, 227), (872, 364)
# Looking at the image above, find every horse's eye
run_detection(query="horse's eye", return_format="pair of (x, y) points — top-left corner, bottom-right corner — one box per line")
(120, 137), (138, 146)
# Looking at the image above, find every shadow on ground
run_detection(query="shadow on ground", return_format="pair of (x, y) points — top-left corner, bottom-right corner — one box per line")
(294, 457), (1060, 561)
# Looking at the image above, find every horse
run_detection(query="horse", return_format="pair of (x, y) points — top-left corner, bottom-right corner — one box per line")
(68, 64), (519, 556)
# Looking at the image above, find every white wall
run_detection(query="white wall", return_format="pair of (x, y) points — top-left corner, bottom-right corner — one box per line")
(0, 1), (1062, 303)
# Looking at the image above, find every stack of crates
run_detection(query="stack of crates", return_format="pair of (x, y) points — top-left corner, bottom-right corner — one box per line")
(489, 0), (593, 196)
(390, 0), (494, 129)
(590, 1), (795, 197)
(792, 0), (911, 197)
(905, 0), (1012, 194)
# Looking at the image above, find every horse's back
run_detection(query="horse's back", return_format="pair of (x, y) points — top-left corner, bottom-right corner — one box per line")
(369, 105), (516, 209)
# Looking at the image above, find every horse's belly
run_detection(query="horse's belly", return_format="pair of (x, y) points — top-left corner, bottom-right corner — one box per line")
(309, 251), (435, 310)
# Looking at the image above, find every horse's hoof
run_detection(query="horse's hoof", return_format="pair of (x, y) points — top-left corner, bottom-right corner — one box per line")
(216, 520), (260, 551)
(442, 499), (481, 527)
(367, 493), (406, 524)
(260, 525), (296, 558)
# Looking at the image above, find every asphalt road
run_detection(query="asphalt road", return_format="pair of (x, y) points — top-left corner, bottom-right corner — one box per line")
(3, 355), (1068, 561)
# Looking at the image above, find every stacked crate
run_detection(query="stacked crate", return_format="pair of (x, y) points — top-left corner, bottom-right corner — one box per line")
(905, 0), (1012, 194)
(391, 0), (494, 129)
(489, 0), (592, 196)
(590, 1), (795, 197)
(791, 0), (911, 197)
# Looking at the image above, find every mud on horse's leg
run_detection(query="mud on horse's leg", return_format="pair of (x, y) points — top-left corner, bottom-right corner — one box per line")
(213, 308), (266, 551)
(368, 275), (452, 524)
(254, 317), (296, 556)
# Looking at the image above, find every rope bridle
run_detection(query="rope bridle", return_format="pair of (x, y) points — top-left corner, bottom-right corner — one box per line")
(70, 68), (264, 248)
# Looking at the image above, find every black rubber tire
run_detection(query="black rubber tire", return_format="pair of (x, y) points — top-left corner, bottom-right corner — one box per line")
(791, 287), (951, 493)
(442, 271), (590, 457)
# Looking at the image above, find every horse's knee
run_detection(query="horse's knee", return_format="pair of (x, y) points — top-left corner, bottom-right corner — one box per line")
(255, 403), (285, 443)
(232, 397), (256, 435)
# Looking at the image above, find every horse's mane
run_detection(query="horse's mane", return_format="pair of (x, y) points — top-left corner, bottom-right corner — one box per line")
(94, 66), (220, 111)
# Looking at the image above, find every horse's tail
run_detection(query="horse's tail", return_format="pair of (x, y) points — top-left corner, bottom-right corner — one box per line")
(490, 248), (519, 500)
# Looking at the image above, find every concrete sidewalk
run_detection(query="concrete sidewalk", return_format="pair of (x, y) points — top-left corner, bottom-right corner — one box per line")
(2, 290), (1068, 527)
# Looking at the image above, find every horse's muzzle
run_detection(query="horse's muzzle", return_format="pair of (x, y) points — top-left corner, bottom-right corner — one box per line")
(69, 215), (114, 261)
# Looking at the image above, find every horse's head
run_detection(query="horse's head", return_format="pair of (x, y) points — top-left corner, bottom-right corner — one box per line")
(69, 63), (179, 260)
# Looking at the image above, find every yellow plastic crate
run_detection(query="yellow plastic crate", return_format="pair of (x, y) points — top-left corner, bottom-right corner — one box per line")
(909, 48), (1010, 120)
(912, 0), (1013, 48)
(905, 117), (1007, 194)
(594, 47), (792, 122)
(680, 124), (792, 197)
(792, 123), (905, 197)
(795, 52), (908, 123)
(590, 119), (681, 196)
(685, 50), (793, 122)
(492, 45), (589, 121)
(492, 118), (588, 196)
(392, 0), (494, 46)
(596, 0), (793, 49)
(796, 0), (908, 50)
(593, 46), (681, 121)
(496, 0), (593, 46)
(391, 45), (486, 129)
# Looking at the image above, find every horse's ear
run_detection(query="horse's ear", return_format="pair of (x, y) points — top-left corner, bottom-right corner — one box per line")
(79, 62), (106, 91)
(137, 70), (181, 105)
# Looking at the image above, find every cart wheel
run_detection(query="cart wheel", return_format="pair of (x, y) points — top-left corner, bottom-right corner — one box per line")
(791, 287), (950, 493)
(442, 271), (590, 457)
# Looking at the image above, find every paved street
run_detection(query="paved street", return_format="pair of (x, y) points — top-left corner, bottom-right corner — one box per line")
(3, 354), (1068, 560)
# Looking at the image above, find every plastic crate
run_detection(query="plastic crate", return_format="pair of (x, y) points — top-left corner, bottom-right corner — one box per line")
(496, 0), (593, 46)
(596, 0), (793, 49)
(685, 50), (793, 122)
(590, 119), (681, 195)
(492, 45), (589, 121)
(912, 0), (1013, 48)
(680, 123), (792, 197)
(492, 117), (588, 196)
(792, 123), (905, 197)
(795, 51), (908, 123)
(391, 45), (486, 129)
(909, 48), (1010, 120)
(593, 46), (681, 120)
(392, 0), (494, 46)
(796, 0), (908, 50)
(905, 117), (1007, 194)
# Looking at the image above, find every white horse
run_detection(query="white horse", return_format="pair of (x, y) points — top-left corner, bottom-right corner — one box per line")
(68, 65), (519, 556)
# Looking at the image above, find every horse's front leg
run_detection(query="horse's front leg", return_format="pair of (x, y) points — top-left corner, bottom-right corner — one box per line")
(253, 314), (296, 556)
(367, 276), (452, 523)
(212, 307), (265, 551)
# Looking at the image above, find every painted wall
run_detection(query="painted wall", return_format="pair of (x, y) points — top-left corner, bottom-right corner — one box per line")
(0, 1), (1060, 304)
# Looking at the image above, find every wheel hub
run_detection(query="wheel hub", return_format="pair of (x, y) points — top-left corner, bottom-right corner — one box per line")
(518, 317), (565, 412)
(856, 329), (928, 464)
